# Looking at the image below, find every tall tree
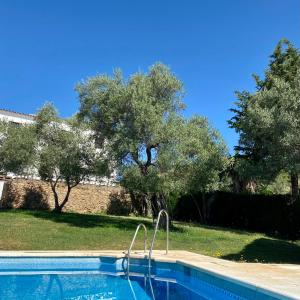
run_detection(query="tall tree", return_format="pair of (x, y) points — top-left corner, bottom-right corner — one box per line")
(229, 39), (300, 201)
(77, 63), (228, 217)
(77, 63), (184, 216)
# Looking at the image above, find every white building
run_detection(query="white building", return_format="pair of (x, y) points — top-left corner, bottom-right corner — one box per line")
(0, 108), (35, 125)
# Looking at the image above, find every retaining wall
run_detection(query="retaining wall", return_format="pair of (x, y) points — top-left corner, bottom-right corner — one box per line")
(0, 179), (131, 214)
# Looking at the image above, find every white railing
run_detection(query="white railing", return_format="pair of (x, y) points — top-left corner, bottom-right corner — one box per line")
(148, 209), (169, 270)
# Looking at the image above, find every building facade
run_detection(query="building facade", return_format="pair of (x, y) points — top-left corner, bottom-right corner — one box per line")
(0, 109), (35, 125)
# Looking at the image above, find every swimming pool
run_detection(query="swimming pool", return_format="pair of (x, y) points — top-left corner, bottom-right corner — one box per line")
(0, 256), (292, 299)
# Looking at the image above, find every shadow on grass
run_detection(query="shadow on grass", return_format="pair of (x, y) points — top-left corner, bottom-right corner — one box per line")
(26, 210), (150, 230)
(174, 220), (257, 236)
(22, 210), (183, 232)
(176, 220), (300, 241)
(222, 237), (300, 264)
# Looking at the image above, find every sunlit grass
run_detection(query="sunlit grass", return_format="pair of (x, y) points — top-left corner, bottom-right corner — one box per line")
(0, 210), (299, 264)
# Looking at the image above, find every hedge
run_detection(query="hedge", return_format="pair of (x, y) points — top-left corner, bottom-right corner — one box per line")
(173, 192), (300, 239)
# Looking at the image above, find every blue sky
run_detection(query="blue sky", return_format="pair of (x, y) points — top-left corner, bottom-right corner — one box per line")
(0, 0), (299, 152)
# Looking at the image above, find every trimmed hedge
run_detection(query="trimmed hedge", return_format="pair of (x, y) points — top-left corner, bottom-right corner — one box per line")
(173, 192), (300, 239)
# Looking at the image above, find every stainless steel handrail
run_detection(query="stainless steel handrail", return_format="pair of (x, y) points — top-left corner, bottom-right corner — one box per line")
(148, 274), (156, 300)
(127, 277), (137, 300)
(126, 223), (147, 275)
(148, 209), (169, 270)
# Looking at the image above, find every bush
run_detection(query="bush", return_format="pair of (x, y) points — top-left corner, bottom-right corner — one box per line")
(106, 191), (132, 216)
(1, 181), (49, 210)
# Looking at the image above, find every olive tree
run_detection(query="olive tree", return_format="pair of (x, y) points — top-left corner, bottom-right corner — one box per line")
(154, 116), (227, 222)
(0, 121), (36, 175)
(35, 104), (110, 212)
(0, 104), (110, 212)
(77, 63), (228, 218)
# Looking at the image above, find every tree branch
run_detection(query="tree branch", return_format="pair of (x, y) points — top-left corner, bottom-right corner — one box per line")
(145, 143), (159, 167)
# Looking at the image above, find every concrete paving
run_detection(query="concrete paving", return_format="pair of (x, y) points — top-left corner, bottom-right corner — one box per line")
(0, 250), (299, 299)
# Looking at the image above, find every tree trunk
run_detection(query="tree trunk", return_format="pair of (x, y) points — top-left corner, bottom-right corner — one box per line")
(201, 194), (208, 225)
(245, 180), (257, 193)
(290, 172), (299, 202)
(151, 193), (170, 228)
(57, 185), (72, 212)
(51, 183), (73, 213)
(191, 194), (203, 223)
(141, 194), (151, 217)
(130, 191), (143, 215)
(150, 193), (160, 220)
(50, 183), (60, 212)
(53, 205), (63, 213)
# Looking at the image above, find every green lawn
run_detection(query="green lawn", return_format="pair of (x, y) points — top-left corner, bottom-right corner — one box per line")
(0, 210), (299, 264)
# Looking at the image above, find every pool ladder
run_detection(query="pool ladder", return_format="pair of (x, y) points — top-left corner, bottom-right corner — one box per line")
(126, 223), (148, 274)
(126, 209), (169, 274)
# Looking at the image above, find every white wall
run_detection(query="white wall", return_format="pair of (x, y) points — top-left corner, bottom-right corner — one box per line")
(0, 114), (34, 125)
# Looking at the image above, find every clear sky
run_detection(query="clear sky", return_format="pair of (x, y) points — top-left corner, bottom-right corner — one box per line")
(0, 0), (299, 152)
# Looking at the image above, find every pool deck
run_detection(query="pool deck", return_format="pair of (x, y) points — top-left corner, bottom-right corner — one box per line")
(0, 250), (299, 299)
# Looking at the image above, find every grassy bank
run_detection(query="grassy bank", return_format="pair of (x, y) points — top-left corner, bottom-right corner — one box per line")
(0, 210), (299, 264)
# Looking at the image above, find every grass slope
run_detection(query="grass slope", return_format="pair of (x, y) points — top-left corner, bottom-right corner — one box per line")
(0, 210), (299, 264)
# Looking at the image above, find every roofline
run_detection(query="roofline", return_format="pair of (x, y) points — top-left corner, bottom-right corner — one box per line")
(0, 108), (35, 120)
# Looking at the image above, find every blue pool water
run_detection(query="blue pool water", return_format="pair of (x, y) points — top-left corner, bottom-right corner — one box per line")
(0, 257), (286, 299)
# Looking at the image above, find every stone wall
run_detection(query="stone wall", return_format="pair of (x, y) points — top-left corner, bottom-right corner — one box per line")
(0, 179), (131, 214)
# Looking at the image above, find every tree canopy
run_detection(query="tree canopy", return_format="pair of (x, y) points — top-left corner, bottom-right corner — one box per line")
(0, 121), (36, 175)
(35, 103), (110, 212)
(0, 103), (110, 212)
(229, 39), (300, 200)
(77, 63), (228, 216)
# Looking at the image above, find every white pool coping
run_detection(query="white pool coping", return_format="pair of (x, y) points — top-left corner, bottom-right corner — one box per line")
(0, 250), (299, 299)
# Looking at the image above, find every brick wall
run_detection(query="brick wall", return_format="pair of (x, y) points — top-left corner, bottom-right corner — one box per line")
(0, 179), (131, 214)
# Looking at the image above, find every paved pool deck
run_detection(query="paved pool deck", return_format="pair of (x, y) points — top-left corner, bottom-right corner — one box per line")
(0, 250), (299, 299)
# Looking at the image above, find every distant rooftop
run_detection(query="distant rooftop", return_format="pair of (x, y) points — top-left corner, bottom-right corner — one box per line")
(0, 109), (35, 121)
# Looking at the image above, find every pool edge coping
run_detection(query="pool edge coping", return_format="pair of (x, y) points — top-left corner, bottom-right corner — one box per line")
(0, 250), (298, 300)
